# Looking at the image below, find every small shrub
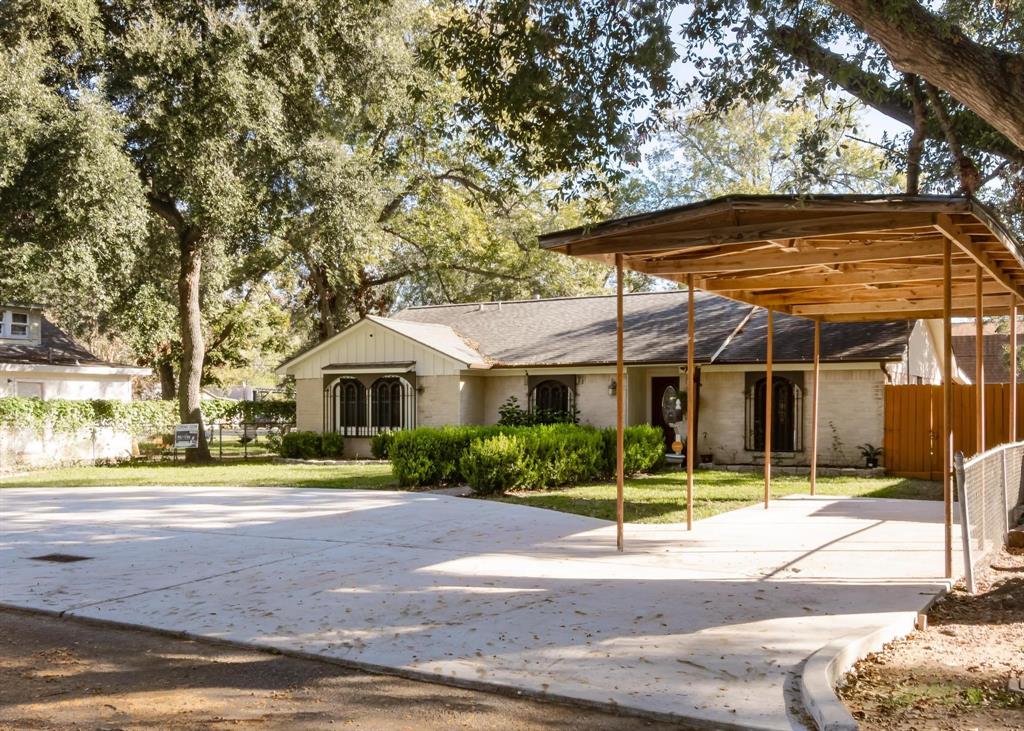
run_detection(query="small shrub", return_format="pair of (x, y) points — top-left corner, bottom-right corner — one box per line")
(370, 430), (395, 459)
(601, 425), (665, 477)
(496, 395), (578, 426)
(277, 431), (344, 459)
(320, 431), (345, 458)
(517, 424), (604, 488)
(461, 434), (531, 495)
(279, 431), (324, 459)
(389, 426), (498, 486)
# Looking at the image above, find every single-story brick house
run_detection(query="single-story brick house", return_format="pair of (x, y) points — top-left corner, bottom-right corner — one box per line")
(276, 290), (958, 465)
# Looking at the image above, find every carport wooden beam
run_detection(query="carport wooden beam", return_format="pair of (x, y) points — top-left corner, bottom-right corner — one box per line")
(540, 195), (1024, 575)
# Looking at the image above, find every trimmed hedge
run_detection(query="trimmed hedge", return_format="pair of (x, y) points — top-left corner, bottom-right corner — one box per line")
(460, 434), (530, 495)
(278, 430), (345, 459)
(0, 396), (295, 435)
(601, 423), (666, 477)
(388, 423), (664, 491)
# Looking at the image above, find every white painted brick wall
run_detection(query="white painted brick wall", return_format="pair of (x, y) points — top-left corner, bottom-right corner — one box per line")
(417, 375), (461, 427)
(575, 374), (616, 428)
(459, 376), (486, 425)
(481, 375), (528, 424)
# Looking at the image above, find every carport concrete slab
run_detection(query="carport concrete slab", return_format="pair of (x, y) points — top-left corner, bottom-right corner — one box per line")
(0, 487), (954, 730)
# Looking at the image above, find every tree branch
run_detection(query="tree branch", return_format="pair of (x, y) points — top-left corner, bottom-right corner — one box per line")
(830, 0), (1024, 154)
(766, 22), (1024, 164)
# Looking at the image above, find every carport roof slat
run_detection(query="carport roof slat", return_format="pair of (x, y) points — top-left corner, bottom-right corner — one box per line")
(538, 194), (1024, 321)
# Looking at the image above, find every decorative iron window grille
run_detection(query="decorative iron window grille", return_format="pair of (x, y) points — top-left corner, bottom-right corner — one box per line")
(530, 379), (573, 414)
(327, 377), (367, 436)
(324, 375), (415, 436)
(370, 377), (413, 431)
(744, 376), (803, 452)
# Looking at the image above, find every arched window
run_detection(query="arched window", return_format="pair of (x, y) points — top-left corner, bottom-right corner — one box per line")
(745, 376), (803, 452)
(531, 379), (571, 414)
(330, 378), (366, 436)
(370, 377), (413, 431)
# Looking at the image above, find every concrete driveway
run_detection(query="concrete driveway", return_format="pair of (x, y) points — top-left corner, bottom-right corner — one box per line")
(0, 487), (953, 730)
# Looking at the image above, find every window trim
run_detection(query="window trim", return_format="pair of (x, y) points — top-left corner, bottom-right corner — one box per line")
(744, 374), (804, 452)
(0, 310), (30, 339)
(530, 378), (573, 414)
(324, 374), (416, 436)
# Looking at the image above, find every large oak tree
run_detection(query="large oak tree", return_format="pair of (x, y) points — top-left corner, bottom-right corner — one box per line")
(2, 0), (417, 459)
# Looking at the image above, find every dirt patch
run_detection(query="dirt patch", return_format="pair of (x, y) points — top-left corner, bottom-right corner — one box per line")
(840, 547), (1024, 730)
(0, 608), (691, 730)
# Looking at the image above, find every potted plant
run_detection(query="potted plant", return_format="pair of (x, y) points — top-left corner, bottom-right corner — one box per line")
(857, 444), (883, 469)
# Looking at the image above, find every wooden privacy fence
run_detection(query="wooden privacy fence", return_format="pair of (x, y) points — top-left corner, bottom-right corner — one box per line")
(884, 384), (1021, 479)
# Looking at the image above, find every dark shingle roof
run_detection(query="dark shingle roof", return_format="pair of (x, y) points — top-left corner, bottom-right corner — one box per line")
(0, 318), (122, 367)
(393, 291), (911, 366)
(952, 334), (1012, 383)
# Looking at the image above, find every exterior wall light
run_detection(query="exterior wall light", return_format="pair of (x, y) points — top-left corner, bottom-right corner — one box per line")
(608, 379), (617, 397)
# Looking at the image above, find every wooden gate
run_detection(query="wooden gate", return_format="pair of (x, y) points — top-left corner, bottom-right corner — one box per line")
(884, 384), (1024, 478)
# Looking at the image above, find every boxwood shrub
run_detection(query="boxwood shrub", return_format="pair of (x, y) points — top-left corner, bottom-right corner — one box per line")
(370, 430), (396, 459)
(388, 422), (665, 491)
(278, 430), (345, 459)
(460, 434), (531, 495)
(602, 424), (666, 477)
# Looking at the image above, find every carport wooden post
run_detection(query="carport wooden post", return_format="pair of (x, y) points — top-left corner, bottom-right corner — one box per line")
(1012, 303), (1018, 442)
(943, 238), (953, 579)
(810, 319), (820, 495)
(975, 266), (985, 453)
(764, 307), (773, 509)
(615, 253), (625, 552)
(686, 274), (695, 530)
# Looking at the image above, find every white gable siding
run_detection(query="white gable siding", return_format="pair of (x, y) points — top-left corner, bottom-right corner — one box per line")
(286, 321), (465, 380)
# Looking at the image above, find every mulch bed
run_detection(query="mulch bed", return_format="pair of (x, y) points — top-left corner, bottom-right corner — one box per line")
(840, 546), (1024, 730)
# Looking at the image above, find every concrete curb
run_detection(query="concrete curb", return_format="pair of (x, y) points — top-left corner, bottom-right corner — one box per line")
(799, 588), (951, 731)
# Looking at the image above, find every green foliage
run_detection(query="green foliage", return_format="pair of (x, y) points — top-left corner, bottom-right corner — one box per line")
(496, 395), (578, 426)
(0, 397), (295, 435)
(320, 432), (345, 458)
(601, 425), (666, 477)
(460, 434), (531, 495)
(388, 423), (664, 488)
(616, 95), (901, 216)
(370, 430), (396, 459)
(277, 431), (345, 460)
(389, 426), (492, 486)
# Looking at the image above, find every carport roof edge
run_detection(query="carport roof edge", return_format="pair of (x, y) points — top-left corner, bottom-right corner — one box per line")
(539, 194), (1024, 322)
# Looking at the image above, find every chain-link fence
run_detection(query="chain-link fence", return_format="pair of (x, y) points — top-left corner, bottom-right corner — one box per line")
(954, 441), (1024, 592)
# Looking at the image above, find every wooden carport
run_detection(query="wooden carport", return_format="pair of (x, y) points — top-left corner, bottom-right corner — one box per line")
(539, 195), (1024, 577)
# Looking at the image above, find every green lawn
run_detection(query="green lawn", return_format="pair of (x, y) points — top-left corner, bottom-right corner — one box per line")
(1, 461), (940, 525)
(0, 459), (397, 490)
(494, 469), (941, 524)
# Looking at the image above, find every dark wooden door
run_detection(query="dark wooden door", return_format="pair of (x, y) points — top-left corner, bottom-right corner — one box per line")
(651, 376), (680, 452)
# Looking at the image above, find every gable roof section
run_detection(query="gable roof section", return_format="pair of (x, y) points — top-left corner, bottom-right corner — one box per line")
(276, 315), (486, 374)
(952, 333), (1012, 383)
(0, 316), (145, 370)
(393, 290), (911, 366)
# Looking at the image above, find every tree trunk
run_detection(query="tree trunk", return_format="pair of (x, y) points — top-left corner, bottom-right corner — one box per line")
(831, 0), (1024, 155)
(158, 358), (176, 400)
(177, 233), (211, 462)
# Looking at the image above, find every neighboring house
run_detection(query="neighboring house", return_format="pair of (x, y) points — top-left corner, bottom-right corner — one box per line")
(950, 321), (1015, 384)
(277, 291), (952, 466)
(0, 303), (150, 401)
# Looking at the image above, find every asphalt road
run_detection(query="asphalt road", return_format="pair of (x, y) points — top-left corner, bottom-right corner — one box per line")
(0, 608), (691, 730)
